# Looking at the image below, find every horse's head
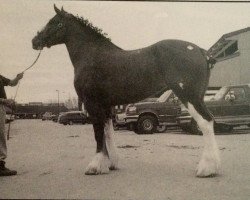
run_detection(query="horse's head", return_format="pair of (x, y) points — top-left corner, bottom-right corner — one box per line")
(32, 5), (69, 50)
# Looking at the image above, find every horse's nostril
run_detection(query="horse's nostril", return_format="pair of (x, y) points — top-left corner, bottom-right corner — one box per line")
(32, 38), (42, 50)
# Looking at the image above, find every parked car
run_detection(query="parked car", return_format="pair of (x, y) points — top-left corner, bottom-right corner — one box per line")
(5, 114), (14, 123)
(125, 89), (181, 134)
(51, 114), (59, 122)
(58, 111), (88, 125)
(113, 112), (127, 130)
(42, 112), (53, 121)
(177, 84), (250, 134)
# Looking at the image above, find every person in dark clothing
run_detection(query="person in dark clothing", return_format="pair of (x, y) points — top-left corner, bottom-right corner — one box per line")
(0, 73), (23, 176)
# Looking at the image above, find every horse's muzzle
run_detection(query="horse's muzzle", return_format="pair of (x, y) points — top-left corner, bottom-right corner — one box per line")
(32, 37), (43, 50)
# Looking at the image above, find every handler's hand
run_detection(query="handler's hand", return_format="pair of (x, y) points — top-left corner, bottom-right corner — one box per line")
(4, 99), (15, 107)
(16, 73), (24, 80)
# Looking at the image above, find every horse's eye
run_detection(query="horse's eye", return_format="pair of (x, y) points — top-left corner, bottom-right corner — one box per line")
(57, 23), (63, 28)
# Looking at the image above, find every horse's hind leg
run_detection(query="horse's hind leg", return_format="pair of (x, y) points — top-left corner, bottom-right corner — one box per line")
(187, 101), (220, 177)
(171, 85), (220, 177)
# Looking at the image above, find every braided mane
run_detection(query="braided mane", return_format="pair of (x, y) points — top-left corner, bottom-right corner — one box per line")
(73, 14), (111, 42)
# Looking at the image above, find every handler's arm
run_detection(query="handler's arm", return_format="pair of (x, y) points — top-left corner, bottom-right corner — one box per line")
(8, 73), (24, 86)
(0, 98), (5, 105)
(0, 98), (14, 106)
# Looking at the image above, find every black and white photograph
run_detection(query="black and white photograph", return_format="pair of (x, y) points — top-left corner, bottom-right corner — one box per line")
(0, 0), (249, 199)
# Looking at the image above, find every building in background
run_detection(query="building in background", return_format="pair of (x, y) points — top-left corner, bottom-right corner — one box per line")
(15, 102), (68, 119)
(208, 27), (250, 88)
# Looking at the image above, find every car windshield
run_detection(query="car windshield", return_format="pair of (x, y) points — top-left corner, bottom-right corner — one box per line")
(140, 98), (158, 102)
(157, 90), (172, 102)
(138, 90), (172, 103)
(210, 87), (228, 101)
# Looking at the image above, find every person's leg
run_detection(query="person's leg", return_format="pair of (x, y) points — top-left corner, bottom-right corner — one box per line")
(0, 105), (17, 176)
(0, 105), (7, 162)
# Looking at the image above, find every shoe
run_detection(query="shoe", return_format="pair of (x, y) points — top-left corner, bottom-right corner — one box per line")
(0, 161), (17, 176)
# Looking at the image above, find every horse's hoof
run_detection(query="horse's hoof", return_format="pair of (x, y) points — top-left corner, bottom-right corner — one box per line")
(109, 165), (119, 170)
(85, 167), (109, 175)
(109, 157), (119, 171)
(196, 156), (220, 177)
(85, 152), (110, 175)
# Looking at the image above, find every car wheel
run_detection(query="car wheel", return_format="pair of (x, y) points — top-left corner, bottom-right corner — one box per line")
(69, 121), (73, 125)
(156, 125), (167, 133)
(137, 115), (157, 134)
(63, 122), (67, 125)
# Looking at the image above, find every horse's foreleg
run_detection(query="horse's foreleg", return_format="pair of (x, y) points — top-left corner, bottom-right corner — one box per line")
(187, 102), (220, 177)
(85, 122), (111, 175)
(104, 119), (119, 170)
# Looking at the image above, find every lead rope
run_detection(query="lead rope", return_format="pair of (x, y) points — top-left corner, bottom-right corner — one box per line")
(7, 50), (42, 140)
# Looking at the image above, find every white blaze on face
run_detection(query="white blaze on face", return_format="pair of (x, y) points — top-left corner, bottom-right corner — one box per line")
(179, 82), (184, 89)
(187, 102), (220, 177)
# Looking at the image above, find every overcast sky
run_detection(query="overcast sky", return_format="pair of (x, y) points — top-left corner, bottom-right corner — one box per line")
(1, 0), (250, 103)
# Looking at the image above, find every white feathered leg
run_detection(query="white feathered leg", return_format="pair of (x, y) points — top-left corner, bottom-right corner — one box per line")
(187, 103), (220, 177)
(104, 119), (119, 170)
(85, 152), (111, 175)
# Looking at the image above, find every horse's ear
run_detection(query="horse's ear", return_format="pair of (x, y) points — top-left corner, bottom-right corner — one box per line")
(54, 4), (61, 15)
(61, 6), (67, 15)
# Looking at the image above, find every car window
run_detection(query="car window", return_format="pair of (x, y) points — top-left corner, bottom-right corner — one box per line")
(212, 87), (228, 101)
(157, 90), (172, 102)
(226, 87), (246, 101)
(167, 93), (177, 103)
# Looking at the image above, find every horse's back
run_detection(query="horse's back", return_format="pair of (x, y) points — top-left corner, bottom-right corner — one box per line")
(151, 40), (210, 99)
(153, 39), (207, 65)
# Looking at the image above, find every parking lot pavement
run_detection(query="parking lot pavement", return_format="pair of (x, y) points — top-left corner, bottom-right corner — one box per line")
(0, 119), (249, 199)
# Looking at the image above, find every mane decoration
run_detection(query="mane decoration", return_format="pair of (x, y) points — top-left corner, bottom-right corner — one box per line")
(74, 14), (111, 42)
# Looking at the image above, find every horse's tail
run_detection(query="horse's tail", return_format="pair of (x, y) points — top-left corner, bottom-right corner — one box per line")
(207, 57), (216, 69)
(199, 48), (216, 69)
(198, 48), (216, 97)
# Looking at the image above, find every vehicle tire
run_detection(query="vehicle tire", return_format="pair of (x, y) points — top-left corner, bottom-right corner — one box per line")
(156, 125), (167, 133)
(137, 115), (157, 134)
(69, 121), (73, 125)
(190, 119), (202, 135)
(63, 122), (67, 125)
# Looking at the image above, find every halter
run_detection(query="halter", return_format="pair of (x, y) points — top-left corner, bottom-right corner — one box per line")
(7, 50), (42, 140)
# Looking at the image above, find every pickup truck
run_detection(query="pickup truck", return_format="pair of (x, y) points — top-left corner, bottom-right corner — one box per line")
(177, 84), (250, 134)
(125, 90), (181, 134)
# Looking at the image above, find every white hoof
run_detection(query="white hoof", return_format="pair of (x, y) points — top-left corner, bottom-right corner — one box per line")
(85, 152), (110, 175)
(109, 155), (119, 170)
(196, 150), (220, 177)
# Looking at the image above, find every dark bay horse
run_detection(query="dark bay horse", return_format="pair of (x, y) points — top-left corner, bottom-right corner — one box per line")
(32, 5), (220, 177)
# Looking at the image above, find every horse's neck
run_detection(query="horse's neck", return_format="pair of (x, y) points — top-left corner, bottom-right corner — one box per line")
(65, 31), (120, 69)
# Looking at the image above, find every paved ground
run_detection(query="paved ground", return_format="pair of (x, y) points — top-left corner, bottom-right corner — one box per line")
(0, 120), (249, 199)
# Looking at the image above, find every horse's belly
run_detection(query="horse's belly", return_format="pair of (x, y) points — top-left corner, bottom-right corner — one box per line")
(109, 81), (166, 105)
